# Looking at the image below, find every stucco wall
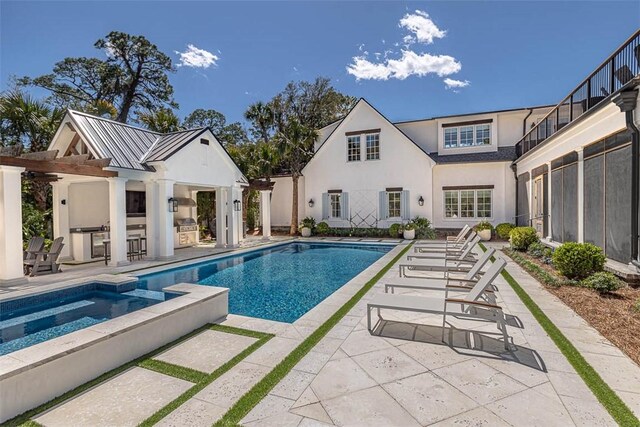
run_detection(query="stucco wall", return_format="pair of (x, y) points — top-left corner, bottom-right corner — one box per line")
(68, 181), (110, 228)
(270, 176), (305, 227)
(302, 101), (435, 228)
(431, 162), (515, 229)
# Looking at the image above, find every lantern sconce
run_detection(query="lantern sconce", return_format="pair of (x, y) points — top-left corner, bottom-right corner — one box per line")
(308, 198), (315, 208)
(418, 196), (424, 207)
(168, 197), (178, 212)
(233, 199), (242, 211)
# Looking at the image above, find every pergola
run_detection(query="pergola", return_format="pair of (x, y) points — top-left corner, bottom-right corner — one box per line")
(0, 149), (116, 284)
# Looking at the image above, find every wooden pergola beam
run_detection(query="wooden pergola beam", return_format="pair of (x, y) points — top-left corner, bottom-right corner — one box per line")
(0, 156), (117, 178)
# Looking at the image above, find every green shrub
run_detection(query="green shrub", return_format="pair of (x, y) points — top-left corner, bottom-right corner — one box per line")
(474, 220), (493, 231)
(22, 203), (50, 249)
(552, 242), (606, 280)
(581, 272), (624, 294)
(389, 223), (402, 238)
(509, 227), (539, 251)
(300, 216), (316, 230)
(315, 222), (330, 235)
(412, 216), (436, 239)
(527, 242), (547, 258)
(495, 223), (515, 240)
(404, 222), (416, 231)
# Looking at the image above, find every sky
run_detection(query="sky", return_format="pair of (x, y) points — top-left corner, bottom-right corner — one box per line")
(1, 1), (639, 125)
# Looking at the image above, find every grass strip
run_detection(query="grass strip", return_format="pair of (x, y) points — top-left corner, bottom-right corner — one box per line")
(214, 243), (413, 427)
(1, 325), (211, 427)
(138, 326), (273, 427)
(482, 243), (639, 427)
(138, 359), (208, 384)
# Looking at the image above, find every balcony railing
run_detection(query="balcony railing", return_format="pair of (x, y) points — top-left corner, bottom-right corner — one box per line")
(516, 30), (640, 158)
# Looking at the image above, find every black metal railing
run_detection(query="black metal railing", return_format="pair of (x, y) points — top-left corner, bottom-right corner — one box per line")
(516, 30), (640, 158)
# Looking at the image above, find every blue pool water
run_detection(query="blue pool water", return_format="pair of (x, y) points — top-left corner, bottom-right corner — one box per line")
(137, 242), (392, 322)
(0, 288), (163, 356)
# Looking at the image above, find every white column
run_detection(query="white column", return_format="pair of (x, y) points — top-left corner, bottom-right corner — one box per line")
(227, 186), (240, 248)
(260, 190), (272, 240)
(546, 161), (553, 240)
(156, 179), (175, 259)
(576, 148), (584, 243)
(108, 177), (128, 266)
(215, 187), (227, 248)
(190, 190), (199, 244)
(145, 181), (159, 259)
(51, 180), (71, 260)
(528, 170), (534, 227)
(0, 166), (27, 284)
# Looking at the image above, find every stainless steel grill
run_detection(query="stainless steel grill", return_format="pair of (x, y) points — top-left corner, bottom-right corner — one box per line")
(175, 218), (198, 232)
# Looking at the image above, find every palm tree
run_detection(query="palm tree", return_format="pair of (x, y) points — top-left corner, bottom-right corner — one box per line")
(137, 108), (182, 133)
(244, 101), (274, 143)
(275, 118), (316, 235)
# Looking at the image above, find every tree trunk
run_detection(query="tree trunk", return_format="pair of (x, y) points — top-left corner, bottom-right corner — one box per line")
(290, 174), (299, 235)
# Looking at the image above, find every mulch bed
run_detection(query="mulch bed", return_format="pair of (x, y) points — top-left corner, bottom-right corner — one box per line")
(505, 250), (640, 366)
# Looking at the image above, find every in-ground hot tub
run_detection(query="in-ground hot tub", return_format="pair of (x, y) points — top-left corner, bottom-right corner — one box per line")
(0, 277), (228, 423)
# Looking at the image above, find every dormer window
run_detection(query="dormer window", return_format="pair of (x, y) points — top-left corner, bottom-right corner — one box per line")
(443, 120), (492, 148)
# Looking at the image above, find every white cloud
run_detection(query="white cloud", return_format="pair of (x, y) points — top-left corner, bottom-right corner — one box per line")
(175, 44), (219, 68)
(399, 10), (446, 44)
(444, 78), (470, 89)
(347, 50), (461, 81)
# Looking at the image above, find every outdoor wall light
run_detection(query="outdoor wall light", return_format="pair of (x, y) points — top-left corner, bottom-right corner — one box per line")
(418, 196), (424, 206)
(168, 197), (178, 212)
(233, 199), (242, 211)
(308, 198), (314, 208)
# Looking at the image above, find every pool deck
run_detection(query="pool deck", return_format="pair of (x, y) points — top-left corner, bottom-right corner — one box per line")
(7, 239), (640, 426)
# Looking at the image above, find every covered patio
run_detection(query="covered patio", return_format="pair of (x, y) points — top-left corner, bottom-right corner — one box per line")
(0, 110), (275, 285)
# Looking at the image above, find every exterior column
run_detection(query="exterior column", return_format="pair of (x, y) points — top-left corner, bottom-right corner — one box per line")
(227, 186), (241, 248)
(156, 179), (175, 259)
(260, 190), (272, 240)
(546, 161), (553, 240)
(576, 148), (585, 243)
(0, 165), (27, 285)
(215, 187), (227, 248)
(51, 180), (71, 260)
(108, 177), (128, 266)
(190, 190), (199, 244)
(145, 181), (159, 259)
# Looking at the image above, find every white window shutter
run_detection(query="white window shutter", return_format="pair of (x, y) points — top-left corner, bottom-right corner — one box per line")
(341, 193), (349, 220)
(322, 193), (329, 219)
(401, 190), (410, 220)
(379, 191), (388, 220)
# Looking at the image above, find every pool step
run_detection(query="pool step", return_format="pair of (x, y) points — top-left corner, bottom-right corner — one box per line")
(123, 289), (166, 301)
(0, 300), (95, 330)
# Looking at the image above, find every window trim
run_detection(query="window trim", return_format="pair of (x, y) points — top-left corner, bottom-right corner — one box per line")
(365, 133), (380, 161)
(346, 135), (361, 162)
(443, 188), (494, 220)
(386, 190), (402, 219)
(329, 193), (342, 219)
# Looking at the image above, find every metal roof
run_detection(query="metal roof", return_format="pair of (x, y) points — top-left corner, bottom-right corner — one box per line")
(428, 147), (517, 164)
(142, 128), (207, 162)
(68, 110), (160, 171)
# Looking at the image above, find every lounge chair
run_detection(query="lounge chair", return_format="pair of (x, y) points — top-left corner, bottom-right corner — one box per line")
(23, 236), (45, 273)
(414, 226), (471, 249)
(384, 248), (497, 299)
(409, 235), (480, 259)
(447, 225), (471, 242)
(399, 246), (486, 277)
(368, 258), (511, 349)
(25, 237), (64, 276)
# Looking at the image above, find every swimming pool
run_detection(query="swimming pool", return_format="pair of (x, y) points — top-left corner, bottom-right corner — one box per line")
(137, 242), (392, 322)
(0, 284), (165, 356)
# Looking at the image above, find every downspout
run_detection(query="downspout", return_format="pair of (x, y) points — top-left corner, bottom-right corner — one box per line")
(612, 89), (639, 265)
(511, 163), (518, 226)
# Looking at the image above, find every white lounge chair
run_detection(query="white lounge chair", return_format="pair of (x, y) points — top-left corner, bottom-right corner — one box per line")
(414, 226), (471, 249)
(368, 258), (511, 349)
(413, 231), (478, 254)
(384, 248), (497, 299)
(408, 235), (480, 260)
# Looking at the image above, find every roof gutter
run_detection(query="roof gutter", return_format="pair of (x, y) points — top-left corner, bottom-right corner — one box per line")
(612, 89), (640, 265)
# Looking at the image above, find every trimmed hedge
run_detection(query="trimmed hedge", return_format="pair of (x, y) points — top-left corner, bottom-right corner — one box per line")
(552, 242), (605, 280)
(509, 226), (539, 250)
(495, 223), (515, 240)
(388, 223), (402, 238)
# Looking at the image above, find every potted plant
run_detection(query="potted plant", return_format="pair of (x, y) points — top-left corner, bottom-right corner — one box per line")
(475, 220), (493, 241)
(403, 222), (416, 240)
(300, 216), (316, 237)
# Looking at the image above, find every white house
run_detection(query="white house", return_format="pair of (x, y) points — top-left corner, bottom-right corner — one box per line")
(0, 110), (249, 284)
(271, 98), (552, 231)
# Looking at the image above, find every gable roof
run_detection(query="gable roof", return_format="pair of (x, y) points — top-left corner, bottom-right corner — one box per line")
(303, 98), (434, 172)
(142, 128), (208, 163)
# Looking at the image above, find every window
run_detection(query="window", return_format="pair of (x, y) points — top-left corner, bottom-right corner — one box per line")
(444, 128), (458, 148)
(330, 193), (342, 218)
(460, 126), (474, 146)
(366, 133), (380, 160)
(443, 123), (492, 148)
(444, 189), (493, 219)
(347, 136), (361, 162)
(387, 191), (401, 218)
(475, 124), (491, 145)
